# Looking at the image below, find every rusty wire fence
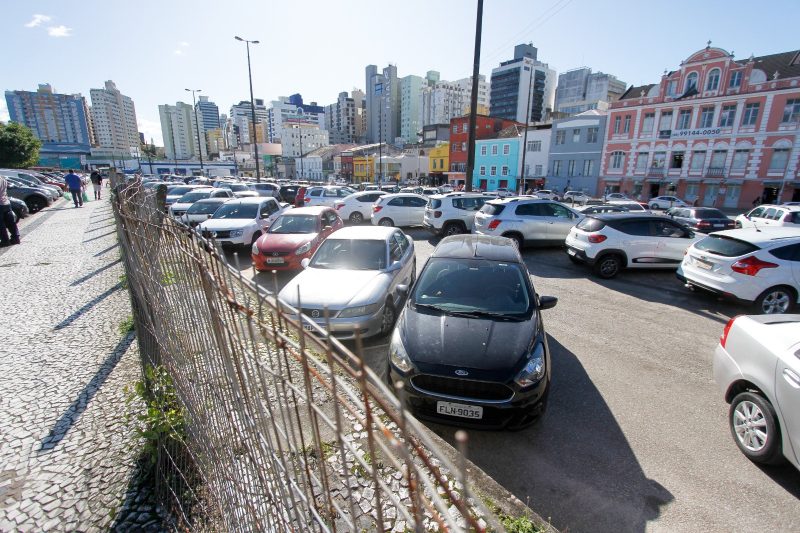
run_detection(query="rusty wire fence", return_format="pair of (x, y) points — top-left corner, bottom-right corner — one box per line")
(110, 175), (505, 532)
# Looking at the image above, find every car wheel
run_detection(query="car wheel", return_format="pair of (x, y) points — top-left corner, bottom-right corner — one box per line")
(504, 233), (524, 250)
(754, 286), (795, 314)
(378, 218), (394, 227)
(443, 222), (464, 236)
(729, 392), (783, 465)
(349, 211), (364, 224)
(379, 301), (396, 336)
(594, 254), (622, 279)
(26, 196), (46, 214)
(250, 231), (262, 246)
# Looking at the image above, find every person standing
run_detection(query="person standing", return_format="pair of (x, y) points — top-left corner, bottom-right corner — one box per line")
(64, 169), (84, 207)
(0, 174), (21, 246)
(90, 170), (103, 200)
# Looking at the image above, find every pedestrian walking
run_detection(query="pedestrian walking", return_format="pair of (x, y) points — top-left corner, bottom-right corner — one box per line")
(64, 169), (84, 208)
(0, 174), (21, 246)
(90, 170), (103, 200)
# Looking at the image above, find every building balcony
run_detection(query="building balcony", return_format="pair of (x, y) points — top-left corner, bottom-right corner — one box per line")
(705, 167), (725, 178)
(647, 167), (665, 177)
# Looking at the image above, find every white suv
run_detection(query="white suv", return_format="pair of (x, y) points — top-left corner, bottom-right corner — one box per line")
(473, 198), (582, 249)
(565, 214), (701, 278)
(198, 197), (288, 248)
(677, 227), (800, 314)
(334, 190), (387, 224)
(303, 186), (356, 207)
(534, 189), (559, 201)
(562, 191), (591, 205)
(423, 193), (492, 236)
(371, 193), (428, 228)
(735, 204), (800, 229)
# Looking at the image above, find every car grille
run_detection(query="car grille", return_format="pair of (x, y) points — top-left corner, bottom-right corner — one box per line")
(300, 307), (332, 319)
(264, 251), (291, 257)
(213, 230), (231, 238)
(411, 374), (514, 402)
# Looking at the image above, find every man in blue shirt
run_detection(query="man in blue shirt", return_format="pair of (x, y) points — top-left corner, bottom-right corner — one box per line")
(64, 169), (83, 207)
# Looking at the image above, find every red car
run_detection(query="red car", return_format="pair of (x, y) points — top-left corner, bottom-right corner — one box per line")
(251, 206), (343, 271)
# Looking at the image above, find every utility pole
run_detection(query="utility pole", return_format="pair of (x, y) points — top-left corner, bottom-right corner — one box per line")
(377, 106), (382, 184)
(465, 0), (484, 192)
(235, 36), (261, 182)
(519, 62), (535, 194)
(185, 88), (204, 174)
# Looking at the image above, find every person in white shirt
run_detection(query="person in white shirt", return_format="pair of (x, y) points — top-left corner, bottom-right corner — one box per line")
(0, 174), (20, 246)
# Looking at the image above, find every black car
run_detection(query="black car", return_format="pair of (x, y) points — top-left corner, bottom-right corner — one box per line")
(279, 185), (300, 204)
(388, 234), (557, 429)
(10, 197), (29, 220)
(666, 207), (734, 233)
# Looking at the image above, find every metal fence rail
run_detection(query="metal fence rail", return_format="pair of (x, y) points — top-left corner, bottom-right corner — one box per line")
(110, 176), (503, 532)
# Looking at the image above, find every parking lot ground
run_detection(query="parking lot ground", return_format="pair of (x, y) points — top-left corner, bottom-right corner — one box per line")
(236, 226), (800, 532)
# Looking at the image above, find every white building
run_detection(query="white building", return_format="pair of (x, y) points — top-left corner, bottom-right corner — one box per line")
(554, 67), (626, 116)
(89, 80), (139, 152)
(490, 43), (557, 124)
(453, 75), (491, 115)
(325, 91), (358, 144)
(378, 153), (429, 183)
(281, 123), (329, 159)
(421, 80), (468, 127)
(519, 125), (553, 190)
(267, 96), (325, 143)
(230, 99), (269, 147)
(158, 102), (207, 161)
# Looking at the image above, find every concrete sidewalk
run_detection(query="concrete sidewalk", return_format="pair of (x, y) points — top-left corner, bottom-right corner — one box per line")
(0, 197), (160, 531)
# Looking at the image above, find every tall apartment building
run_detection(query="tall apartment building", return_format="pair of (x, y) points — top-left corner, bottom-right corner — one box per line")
(400, 74), (427, 143)
(554, 68), (627, 116)
(281, 123), (329, 159)
(351, 89), (366, 143)
(89, 80), (139, 152)
(5, 84), (94, 165)
(229, 99), (269, 147)
(365, 64), (400, 144)
(196, 95), (220, 131)
(267, 94), (325, 143)
(158, 102), (207, 161)
(453, 75), (491, 115)
(490, 44), (556, 124)
(325, 91), (359, 144)
(421, 79), (468, 127)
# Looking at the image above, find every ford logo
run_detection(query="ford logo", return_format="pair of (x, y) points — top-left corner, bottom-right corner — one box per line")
(311, 310), (320, 318)
(455, 369), (469, 377)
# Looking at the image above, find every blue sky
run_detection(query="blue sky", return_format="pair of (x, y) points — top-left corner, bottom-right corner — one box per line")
(2, 0), (797, 146)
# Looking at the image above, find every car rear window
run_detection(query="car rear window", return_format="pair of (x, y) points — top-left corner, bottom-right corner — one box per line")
(694, 235), (759, 257)
(428, 199), (442, 209)
(576, 217), (606, 232)
(692, 209), (725, 219)
(788, 212), (800, 224)
(479, 203), (505, 216)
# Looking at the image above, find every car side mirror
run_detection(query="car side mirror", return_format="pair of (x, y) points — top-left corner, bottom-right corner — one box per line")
(397, 284), (409, 297)
(387, 260), (403, 272)
(538, 295), (558, 310)
(300, 258), (310, 269)
(206, 214), (212, 218)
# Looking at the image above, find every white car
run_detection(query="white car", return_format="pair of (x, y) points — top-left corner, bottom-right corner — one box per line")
(648, 196), (687, 210)
(179, 198), (229, 227)
(735, 204), (800, 229)
(169, 187), (235, 219)
(165, 184), (210, 206)
(371, 193), (428, 228)
(492, 187), (515, 198)
(677, 228), (800, 314)
(534, 189), (559, 201)
(563, 191), (591, 205)
(605, 193), (631, 201)
(222, 182), (259, 198)
(422, 187), (441, 196)
(565, 213), (701, 278)
(714, 314), (800, 469)
(302, 186), (356, 207)
(422, 193), (492, 236)
(198, 197), (288, 248)
(333, 190), (387, 224)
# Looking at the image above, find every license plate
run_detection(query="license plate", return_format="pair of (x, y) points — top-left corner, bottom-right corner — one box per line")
(303, 324), (313, 331)
(694, 257), (713, 270)
(713, 224), (723, 228)
(266, 257), (284, 264)
(436, 401), (483, 419)
(567, 248), (576, 256)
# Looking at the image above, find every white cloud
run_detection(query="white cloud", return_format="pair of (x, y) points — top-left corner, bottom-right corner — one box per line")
(138, 119), (163, 147)
(47, 25), (72, 37)
(25, 14), (51, 28)
(179, 41), (189, 48)
(173, 49), (184, 56)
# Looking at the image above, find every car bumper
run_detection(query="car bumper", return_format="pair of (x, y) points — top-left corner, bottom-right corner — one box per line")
(422, 221), (441, 235)
(713, 343), (743, 398)
(252, 252), (308, 271)
(565, 244), (595, 264)
(299, 306), (386, 340)
(676, 263), (758, 303)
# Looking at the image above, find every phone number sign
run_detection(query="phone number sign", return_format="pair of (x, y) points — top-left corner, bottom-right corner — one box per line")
(664, 128), (723, 139)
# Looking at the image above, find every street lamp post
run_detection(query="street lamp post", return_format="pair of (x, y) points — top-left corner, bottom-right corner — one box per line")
(295, 124), (305, 181)
(185, 88), (205, 175)
(235, 36), (261, 182)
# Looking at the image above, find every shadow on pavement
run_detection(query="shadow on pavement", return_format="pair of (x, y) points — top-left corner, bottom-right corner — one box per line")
(54, 282), (123, 330)
(756, 462), (800, 500)
(427, 335), (674, 532)
(69, 258), (122, 286)
(94, 242), (120, 257)
(82, 230), (117, 243)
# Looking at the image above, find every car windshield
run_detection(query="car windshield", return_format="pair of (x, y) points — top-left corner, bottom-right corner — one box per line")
(310, 239), (386, 270)
(187, 201), (225, 215)
(167, 186), (194, 196)
(411, 258), (532, 317)
(211, 203), (258, 219)
(178, 190), (211, 203)
(268, 215), (318, 234)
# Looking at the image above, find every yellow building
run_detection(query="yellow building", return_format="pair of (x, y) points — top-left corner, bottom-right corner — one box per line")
(428, 143), (449, 175)
(352, 155), (375, 184)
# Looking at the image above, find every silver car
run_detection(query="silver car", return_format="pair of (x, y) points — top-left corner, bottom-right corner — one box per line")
(714, 314), (800, 470)
(473, 198), (583, 249)
(278, 225), (415, 340)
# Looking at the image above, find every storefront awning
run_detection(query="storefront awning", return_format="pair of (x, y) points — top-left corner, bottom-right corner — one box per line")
(602, 177), (621, 183)
(763, 180), (783, 186)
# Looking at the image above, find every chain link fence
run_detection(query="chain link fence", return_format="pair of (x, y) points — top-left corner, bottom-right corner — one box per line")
(110, 174), (505, 532)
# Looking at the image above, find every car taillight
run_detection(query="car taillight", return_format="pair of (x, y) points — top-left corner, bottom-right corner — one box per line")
(587, 234), (607, 243)
(335, 203), (344, 210)
(304, 197), (311, 202)
(373, 205), (383, 213)
(730, 255), (778, 276)
(434, 210), (442, 218)
(697, 221), (711, 227)
(487, 219), (501, 230)
(720, 315), (741, 348)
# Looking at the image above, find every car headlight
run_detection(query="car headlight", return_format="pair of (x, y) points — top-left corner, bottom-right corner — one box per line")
(295, 241), (313, 255)
(251, 241), (260, 255)
(230, 229), (244, 237)
(389, 328), (413, 373)
(337, 302), (380, 318)
(514, 342), (545, 388)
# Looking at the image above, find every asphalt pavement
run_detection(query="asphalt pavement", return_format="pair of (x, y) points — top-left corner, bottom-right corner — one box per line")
(235, 225), (800, 532)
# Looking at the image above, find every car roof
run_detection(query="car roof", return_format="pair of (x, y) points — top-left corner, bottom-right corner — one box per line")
(590, 213), (671, 222)
(380, 193), (426, 199)
(326, 225), (396, 240)
(706, 227), (800, 245)
(752, 204), (800, 212)
(432, 234), (522, 262)
(283, 206), (330, 216)
(225, 196), (275, 204)
(194, 198), (228, 204)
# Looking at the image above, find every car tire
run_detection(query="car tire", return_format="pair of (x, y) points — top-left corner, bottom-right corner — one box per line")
(378, 218), (394, 227)
(754, 286), (795, 314)
(26, 196), (46, 214)
(729, 392), (784, 465)
(504, 233), (524, 250)
(593, 254), (622, 279)
(349, 211), (364, 224)
(250, 231), (262, 246)
(443, 222), (465, 237)
(379, 300), (396, 336)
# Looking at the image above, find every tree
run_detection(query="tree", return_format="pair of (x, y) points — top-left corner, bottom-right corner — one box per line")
(0, 122), (42, 168)
(142, 142), (158, 174)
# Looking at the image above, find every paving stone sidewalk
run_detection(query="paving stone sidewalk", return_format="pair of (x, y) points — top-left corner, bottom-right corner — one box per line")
(0, 197), (163, 531)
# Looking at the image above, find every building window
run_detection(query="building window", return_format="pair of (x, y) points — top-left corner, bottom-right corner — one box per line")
(706, 69), (720, 91)
(552, 160), (562, 176)
(623, 115), (631, 134)
(642, 113), (655, 135)
(461, 142), (467, 151)
(685, 72), (698, 92)
(729, 71), (742, 89)
(503, 144), (510, 155)
(452, 124), (458, 133)
(572, 129), (581, 142)
(710, 150), (727, 169)
(490, 166), (497, 176)
(490, 145), (497, 155)
(501, 165), (509, 176)
(667, 80), (678, 96)
(719, 105), (736, 128)
(670, 151), (684, 169)
(769, 148), (790, 172)
(610, 151), (625, 169)
(555, 130), (565, 145)
(613, 116), (621, 134)
(582, 159), (594, 175)
(732, 149), (749, 170)
(677, 110), (692, 130)
(658, 111), (673, 132)
(742, 103), (760, 126)
(635, 152), (648, 171)
(699, 107), (714, 128)
(782, 99), (800, 123)
(462, 123), (468, 133)
(479, 166), (486, 175)
(534, 164), (543, 175)
(586, 127), (598, 143)
(527, 140), (541, 151)
(568, 160), (576, 176)
(652, 152), (666, 168)
(480, 145), (487, 156)
(690, 151), (706, 171)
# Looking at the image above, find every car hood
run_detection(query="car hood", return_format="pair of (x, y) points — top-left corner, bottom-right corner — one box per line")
(258, 232), (318, 252)
(198, 218), (253, 231)
(170, 202), (194, 210)
(279, 268), (388, 309)
(400, 307), (536, 371)
(233, 191), (259, 198)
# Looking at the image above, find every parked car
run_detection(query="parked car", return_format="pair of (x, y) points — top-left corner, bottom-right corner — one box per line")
(400, 186), (423, 195)
(565, 213), (701, 278)
(2, 173), (60, 201)
(608, 200), (648, 212)
(563, 191), (591, 205)
(165, 184), (210, 206)
(169, 188), (235, 218)
(575, 204), (628, 215)
(677, 228), (800, 314)
(10, 197), (30, 220)
(334, 191), (387, 224)
(279, 185), (300, 204)
(388, 234), (557, 429)
(423, 193), (491, 236)
(648, 196), (687, 210)
(713, 314), (800, 469)
(735, 204), (800, 229)
(493, 187), (515, 198)
(300, 186), (356, 207)
(252, 206), (343, 271)
(422, 187), (441, 196)
(251, 182), (282, 199)
(221, 182), (259, 198)
(179, 198), (229, 227)
(278, 225), (416, 339)
(666, 207), (735, 233)
(380, 184), (400, 194)
(533, 189), (559, 201)
(6, 180), (53, 213)
(604, 192), (630, 201)
(371, 193), (429, 228)
(473, 198), (583, 249)
(198, 197), (287, 248)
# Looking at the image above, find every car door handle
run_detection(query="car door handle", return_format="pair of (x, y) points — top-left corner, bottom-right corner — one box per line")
(783, 368), (800, 388)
